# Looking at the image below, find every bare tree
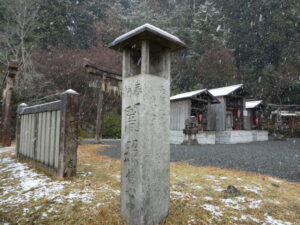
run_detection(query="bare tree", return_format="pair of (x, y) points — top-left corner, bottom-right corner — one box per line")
(0, 0), (40, 85)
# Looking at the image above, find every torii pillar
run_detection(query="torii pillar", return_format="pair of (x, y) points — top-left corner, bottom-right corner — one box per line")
(109, 24), (186, 225)
(1, 61), (19, 147)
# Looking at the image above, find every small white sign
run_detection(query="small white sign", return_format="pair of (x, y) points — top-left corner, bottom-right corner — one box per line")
(243, 110), (248, 116)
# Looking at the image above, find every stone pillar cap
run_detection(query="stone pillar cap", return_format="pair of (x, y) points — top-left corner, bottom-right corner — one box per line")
(108, 23), (186, 52)
(63, 89), (78, 95)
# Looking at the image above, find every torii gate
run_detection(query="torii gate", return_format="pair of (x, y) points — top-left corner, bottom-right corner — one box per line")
(83, 59), (122, 143)
(0, 61), (19, 147)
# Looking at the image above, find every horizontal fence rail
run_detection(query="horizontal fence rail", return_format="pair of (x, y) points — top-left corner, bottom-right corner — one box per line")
(15, 90), (79, 177)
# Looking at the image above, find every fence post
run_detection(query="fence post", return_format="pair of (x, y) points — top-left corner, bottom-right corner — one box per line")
(15, 103), (28, 156)
(57, 89), (79, 177)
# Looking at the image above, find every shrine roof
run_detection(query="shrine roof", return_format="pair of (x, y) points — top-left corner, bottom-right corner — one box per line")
(246, 100), (263, 109)
(170, 89), (219, 103)
(208, 84), (244, 97)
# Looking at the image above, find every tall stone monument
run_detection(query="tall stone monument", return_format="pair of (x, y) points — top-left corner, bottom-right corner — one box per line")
(109, 24), (186, 225)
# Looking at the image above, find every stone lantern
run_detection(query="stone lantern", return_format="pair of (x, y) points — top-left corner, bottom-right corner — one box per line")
(109, 23), (186, 225)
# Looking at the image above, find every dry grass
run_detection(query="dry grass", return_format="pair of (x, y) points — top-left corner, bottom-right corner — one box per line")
(0, 144), (299, 225)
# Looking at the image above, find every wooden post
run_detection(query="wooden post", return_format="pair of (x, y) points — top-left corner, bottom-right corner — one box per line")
(0, 61), (18, 147)
(15, 103), (28, 156)
(57, 89), (79, 177)
(95, 90), (104, 143)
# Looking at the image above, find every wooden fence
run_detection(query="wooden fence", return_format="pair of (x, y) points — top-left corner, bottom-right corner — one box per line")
(15, 90), (79, 177)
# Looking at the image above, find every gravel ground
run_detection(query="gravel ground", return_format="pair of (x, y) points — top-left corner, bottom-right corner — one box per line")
(98, 139), (300, 182)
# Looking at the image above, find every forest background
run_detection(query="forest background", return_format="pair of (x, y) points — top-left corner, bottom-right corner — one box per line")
(0, 0), (299, 137)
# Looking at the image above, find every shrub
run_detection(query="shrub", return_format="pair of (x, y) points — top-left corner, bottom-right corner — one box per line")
(102, 109), (121, 138)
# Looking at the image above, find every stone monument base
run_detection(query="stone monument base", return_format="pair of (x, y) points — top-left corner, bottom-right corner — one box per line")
(215, 130), (268, 144)
(170, 130), (268, 145)
(170, 130), (216, 145)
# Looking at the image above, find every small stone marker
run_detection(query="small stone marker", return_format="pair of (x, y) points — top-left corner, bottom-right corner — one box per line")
(182, 116), (199, 145)
(223, 185), (242, 198)
(109, 24), (186, 225)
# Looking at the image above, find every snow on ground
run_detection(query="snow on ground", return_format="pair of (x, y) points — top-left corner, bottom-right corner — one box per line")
(240, 214), (261, 223)
(0, 156), (70, 206)
(0, 148), (118, 208)
(202, 204), (223, 217)
(269, 177), (282, 183)
(211, 185), (223, 192)
(222, 197), (246, 210)
(265, 199), (281, 205)
(78, 171), (93, 177)
(204, 175), (216, 180)
(248, 199), (262, 209)
(222, 196), (261, 210)
(241, 185), (263, 195)
(170, 191), (197, 200)
(263, 213), (293, 225)
(111, 174), (121, 180)
(189, 184), (203, 190)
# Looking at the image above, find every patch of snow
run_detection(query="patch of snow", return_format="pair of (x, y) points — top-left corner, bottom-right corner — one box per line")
(54, 198), (64, 204)
(0, 157), (14, 163)
(202, 204), (223, 217)
(222, 197), (246, 210)
(231, 216), (238, 221)
(204, 175), (216, 180)
(170, 191), (197, 200)
(269, 177), (282, 183)
(191, 185), (203, 190)
(204, 196), (213, 201)
(0, 157), (103, 206)
(187, 216), (200, 225)
(211, 185), (223, 192)
(0, 147), (15, 154)
(241, 215), (261, 223)
(101, 184), (120, 195)
(220, 176), (228, 180)
(66, 190), (94, 204)
(112, 174), (121, 180)
(263, 213), (293, 225)
(96, 203), (104, 207)
(216, 25), (221, 32)
(78, 171), (93, 177)
(265, 199), (280, 205)
(23, 208), (29, 215)
(248, 199), (261, 209)
(236, 178), (243, 181)
(242, 185), (263, 195)
(0, 146), (14, 151)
